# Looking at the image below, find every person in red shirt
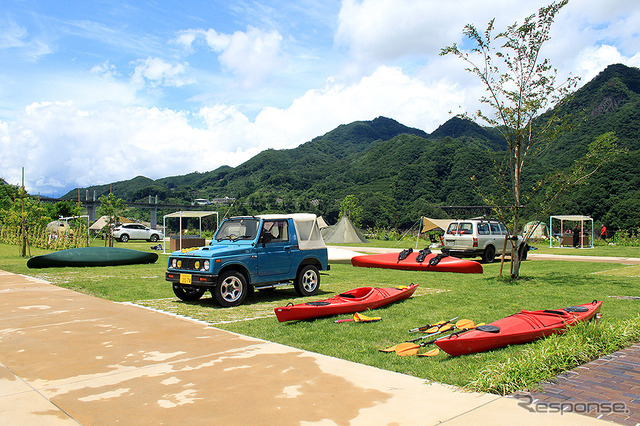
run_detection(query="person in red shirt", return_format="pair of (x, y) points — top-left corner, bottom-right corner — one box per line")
(601, 224), (607, 241)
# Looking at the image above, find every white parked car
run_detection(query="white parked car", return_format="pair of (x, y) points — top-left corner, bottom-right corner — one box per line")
(442, 219), (527, 263)
(112, 223), (163, 243)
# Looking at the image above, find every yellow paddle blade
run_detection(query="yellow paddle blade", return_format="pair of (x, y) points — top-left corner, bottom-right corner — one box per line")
(417, 348), (440, 357)
(424, 326), (439, 333)
(354, 312), (382, 323)
(379, 345), (397, 353)
(395, 342), (420, 356)
(455, 319), (474, 329)
(439, 324), (454, 332)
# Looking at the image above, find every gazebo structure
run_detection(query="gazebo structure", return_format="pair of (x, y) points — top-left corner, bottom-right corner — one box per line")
(162, 211), (219, 253)
(549, 215), (594, 248)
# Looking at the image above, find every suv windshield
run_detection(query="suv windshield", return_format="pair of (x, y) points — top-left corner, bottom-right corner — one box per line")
(215, 218), (259, 241)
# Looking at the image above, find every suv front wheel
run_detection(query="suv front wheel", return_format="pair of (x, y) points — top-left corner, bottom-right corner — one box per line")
(482, 245), (496, 263)
(214, 271), (249, 307)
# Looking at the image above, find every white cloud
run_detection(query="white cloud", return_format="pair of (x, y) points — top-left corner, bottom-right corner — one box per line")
(219, 27), (283, 88)
(0, 19), (29, 48)
(335, 0), (552, 65)
(574, 45), (640, 82)
(0, 101), (259, 195)
(203, 29), (232, 52)
(175, 26), (283, 88)
(0, 18), (53, 60)
(252, 65), (460, 150)
(131, 57), (193, 87)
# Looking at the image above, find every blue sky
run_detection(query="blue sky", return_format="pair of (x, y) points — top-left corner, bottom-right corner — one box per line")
(2, 0), (639, 197)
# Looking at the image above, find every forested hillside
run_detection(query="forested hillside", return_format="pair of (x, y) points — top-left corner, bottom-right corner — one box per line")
(61, 64), (640, 232)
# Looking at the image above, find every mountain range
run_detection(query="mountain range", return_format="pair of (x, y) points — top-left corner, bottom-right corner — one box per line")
(62, 63), (640, 231)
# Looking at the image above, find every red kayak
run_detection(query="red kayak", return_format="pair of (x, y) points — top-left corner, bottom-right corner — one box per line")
(435, 300), (603, 356)
(351, 251), (483, 274)
(274, 283), (419, 322)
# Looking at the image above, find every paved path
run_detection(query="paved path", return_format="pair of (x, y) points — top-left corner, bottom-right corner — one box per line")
(0, 270), (601, 425)
(527, 253), (640, 265)
(512, 343), (640, 425)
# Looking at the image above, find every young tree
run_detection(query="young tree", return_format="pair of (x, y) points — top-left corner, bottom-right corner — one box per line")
(340, 195), (364, 228)
(441, 1), (580, 277)
(98, 193), (126, 247)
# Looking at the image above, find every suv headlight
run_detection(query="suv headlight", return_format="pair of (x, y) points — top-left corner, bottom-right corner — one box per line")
(171, 258), (177, 268)
(203, 260), (210, 270)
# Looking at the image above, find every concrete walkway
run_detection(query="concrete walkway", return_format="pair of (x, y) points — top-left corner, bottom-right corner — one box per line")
(0, 270), (604, 425)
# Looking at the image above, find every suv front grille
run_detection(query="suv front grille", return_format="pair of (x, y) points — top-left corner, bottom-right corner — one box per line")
(173, 258), (200, 271)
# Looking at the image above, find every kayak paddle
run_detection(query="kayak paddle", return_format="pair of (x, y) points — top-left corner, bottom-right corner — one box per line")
(409, 316), (458, 333)
(379, 327), (452, 353)
(395, 321), (482, 356)
(382, 319), (471, 353)
(417, 348), (440, 357)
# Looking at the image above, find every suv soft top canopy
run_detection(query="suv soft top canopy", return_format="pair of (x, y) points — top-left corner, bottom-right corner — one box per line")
(257, 214), (326, 250)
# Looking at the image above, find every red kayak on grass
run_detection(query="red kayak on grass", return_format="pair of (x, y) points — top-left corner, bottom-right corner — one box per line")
(351, 251), (483, 274)
(274, 283), (419, 322)
(435, 300), (603, 356)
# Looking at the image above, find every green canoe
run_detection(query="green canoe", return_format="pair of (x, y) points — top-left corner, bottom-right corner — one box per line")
(27, 247), (158, 268)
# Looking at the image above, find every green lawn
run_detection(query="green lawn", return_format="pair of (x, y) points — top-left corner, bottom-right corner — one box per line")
(2, 241), (639, 394)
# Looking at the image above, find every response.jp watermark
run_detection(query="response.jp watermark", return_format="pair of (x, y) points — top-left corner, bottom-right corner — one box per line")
(516, 394), (628, 415)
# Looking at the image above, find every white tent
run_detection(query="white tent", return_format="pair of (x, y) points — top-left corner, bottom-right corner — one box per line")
(163, 211), (219, 253)
(549, 215), (593, 248)
(322, 215), (369, 244)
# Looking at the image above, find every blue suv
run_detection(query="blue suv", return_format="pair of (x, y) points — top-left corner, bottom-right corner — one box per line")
(165, 214), (329, 307)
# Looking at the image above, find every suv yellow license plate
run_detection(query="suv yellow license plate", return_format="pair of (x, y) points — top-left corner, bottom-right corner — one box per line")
(179, 274), (192, 285)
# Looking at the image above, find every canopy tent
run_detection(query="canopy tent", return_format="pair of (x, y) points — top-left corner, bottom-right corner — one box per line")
(322, 215), (369, 244)
(419, 217), (453, 233)
(163, 211), (219, 253)
(549, 215), (594, 248)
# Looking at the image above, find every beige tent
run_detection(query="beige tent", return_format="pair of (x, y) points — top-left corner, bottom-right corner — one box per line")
(523, 220), (549, 240)
(420, 217), (452, 233)
(317, 216), (329, 230)
(89, 216), (134, 231)
(322, 215), (369, 244)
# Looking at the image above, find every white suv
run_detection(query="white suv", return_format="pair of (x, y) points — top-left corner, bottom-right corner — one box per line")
(443, 219), (526, 263)
(112, 223), (164, 243)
